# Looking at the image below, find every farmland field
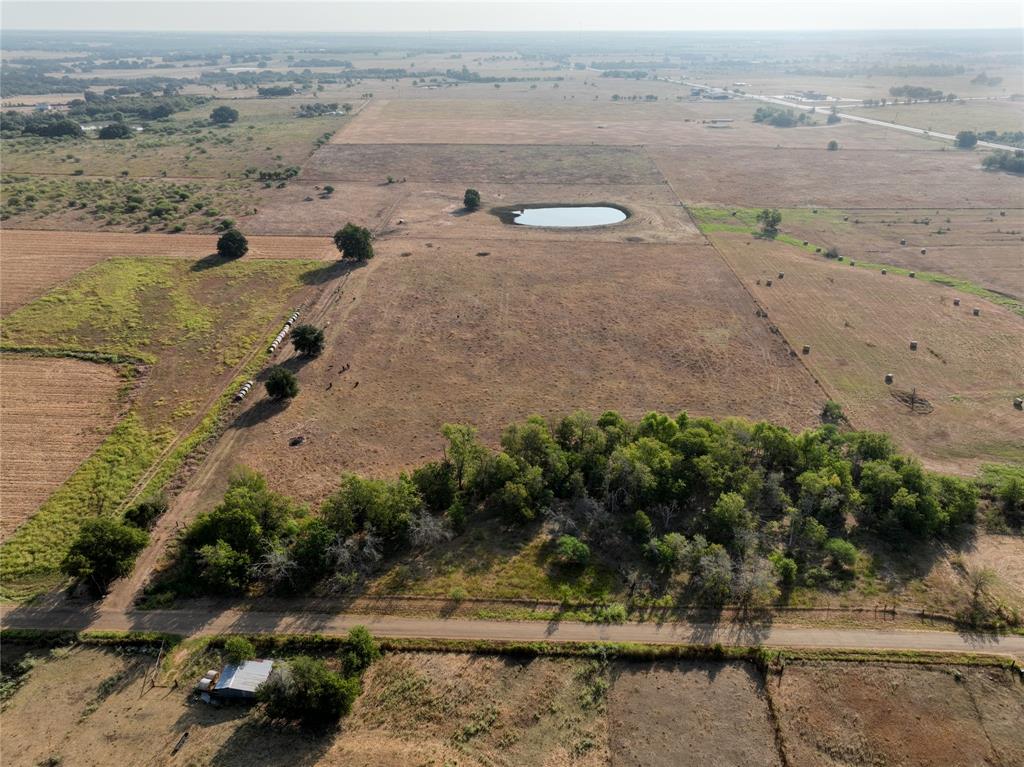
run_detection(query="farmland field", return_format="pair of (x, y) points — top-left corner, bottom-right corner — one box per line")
(3, 643), (1020, 767)
(649, 145), (1024, 207)
(0, 253), (325, 595)
(193, 237), (823, 508)
(851, 98), (1024, 136)
(0, 356), (124, 541)
(701, 228), (1024, 472)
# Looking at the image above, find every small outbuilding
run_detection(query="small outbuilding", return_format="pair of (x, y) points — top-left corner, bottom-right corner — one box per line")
(212, 659), (274, 701)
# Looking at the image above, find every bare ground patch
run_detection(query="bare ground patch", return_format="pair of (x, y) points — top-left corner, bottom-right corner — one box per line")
(771, 662), (1024, 766)
(608, 660), (782, 767)
(0, 356), (123, 540)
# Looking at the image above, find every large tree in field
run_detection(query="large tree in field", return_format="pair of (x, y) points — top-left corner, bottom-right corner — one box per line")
(265, 366), (299, 400)
(756, 208), (782, 237)
(291, 324), (325, 357)
(955, 130), (978, 149)
(210, 105), (240, 124)
(333, 223), (374, 261)
(61, 518), (148, 596)
(217, 228), (249, 259)
(257, 655), (360, 730)
(463, 188), (481, 211)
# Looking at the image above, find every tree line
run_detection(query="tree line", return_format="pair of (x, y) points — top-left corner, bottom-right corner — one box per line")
(131, 409), (1022, 613)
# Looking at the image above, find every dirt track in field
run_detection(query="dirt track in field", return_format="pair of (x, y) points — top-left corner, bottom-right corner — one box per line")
(0, 356), (123, 540)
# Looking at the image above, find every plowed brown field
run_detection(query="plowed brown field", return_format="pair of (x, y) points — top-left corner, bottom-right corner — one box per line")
(0, 356), (123, 540)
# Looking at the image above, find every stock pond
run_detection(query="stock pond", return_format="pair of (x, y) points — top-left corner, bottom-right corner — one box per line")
(512, 205), (627, 228)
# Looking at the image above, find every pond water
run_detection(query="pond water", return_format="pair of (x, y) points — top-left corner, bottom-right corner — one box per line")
(513, 206), (627, 228)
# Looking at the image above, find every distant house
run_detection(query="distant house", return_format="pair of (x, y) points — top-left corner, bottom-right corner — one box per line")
(34, 103), (52, 112)
(210, 659), (274, 700)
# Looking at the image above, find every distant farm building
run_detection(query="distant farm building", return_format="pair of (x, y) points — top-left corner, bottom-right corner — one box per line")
(197, 659), (274, 702)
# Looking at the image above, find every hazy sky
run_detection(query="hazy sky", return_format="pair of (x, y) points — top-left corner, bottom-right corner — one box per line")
(3, 0), (1023, 32)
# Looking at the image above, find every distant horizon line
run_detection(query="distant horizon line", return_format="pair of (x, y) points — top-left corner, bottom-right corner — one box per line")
(4, 27), (1023, 34)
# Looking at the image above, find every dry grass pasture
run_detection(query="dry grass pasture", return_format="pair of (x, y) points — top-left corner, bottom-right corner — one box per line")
(650, 145), (1024, 207)
(4, 646), (1021, 767)
(852, 98), (1024, 136)
(0, 356), (124, 540)
(773, 208), (1024, 299)
(707, 231), (1024, 472)
(303, 143), (665, 185)
(330, 97), (939, 151)
(207, 237), (823, 507)
(0, 229), (339, 269)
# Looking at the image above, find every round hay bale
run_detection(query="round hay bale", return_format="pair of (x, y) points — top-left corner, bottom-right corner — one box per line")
(900, 239), (907, 245)
(953, 298), (961, 306)
(881, 269), (887, 275)
(766, 279), (773, 287)
(973, 308), (981, 316)
(884, 373), (894, 384)
(920, 248), (927, 255)
(909, 272), (916, 278)
(778, 272), (784, 279)
(802, 345), (811, 355)
(909, 340), (918, 350)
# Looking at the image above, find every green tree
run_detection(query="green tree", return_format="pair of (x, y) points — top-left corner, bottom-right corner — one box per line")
(555, 535), (591, 565)
(755, 208), (782, 237)
(820, 400), (848, 425)
(824, 538), (858, 570)
(197, 540), (251, 592)
(216, 228), (249, 259)
(463, 188), (481, 210)
(265, 366), (298, 400)
(333, 223), (374, 260)
(224, 636), (256, 664)
(257, 656), (361, 730)
(210, 105), (240, 124)
(98, 122), (133, 139)
(341, 625), (380, 674)
(61, 518), (148, 596)
(955, 130), (978, 149)
(827, 140), (839, 151)
(291, 324), (325, 356)
(124, 497), (167, 530)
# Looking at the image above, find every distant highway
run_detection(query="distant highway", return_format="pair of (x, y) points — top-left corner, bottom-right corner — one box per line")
(668, 78), (1021, 152)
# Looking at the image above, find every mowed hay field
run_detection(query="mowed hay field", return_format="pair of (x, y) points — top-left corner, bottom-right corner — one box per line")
(649, 145), (1024, 208)
(0, 356), (124, 541)
(709, 231), (1024, 472)
(4, 647), (1021, 767)
(209, 238), (823, 506)
(773, 208), (1024, 300)
(330, 96), (939, 150)
(303, 143), (664, 185)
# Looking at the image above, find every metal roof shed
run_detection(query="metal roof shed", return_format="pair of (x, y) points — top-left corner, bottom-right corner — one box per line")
(212, 659), (274, 700)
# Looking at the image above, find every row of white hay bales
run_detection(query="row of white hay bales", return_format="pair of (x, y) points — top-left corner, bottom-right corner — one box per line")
(268, 308), (302, 354)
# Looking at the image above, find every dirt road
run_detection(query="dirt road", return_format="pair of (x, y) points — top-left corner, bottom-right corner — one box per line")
(3, 604), (1022, 659)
